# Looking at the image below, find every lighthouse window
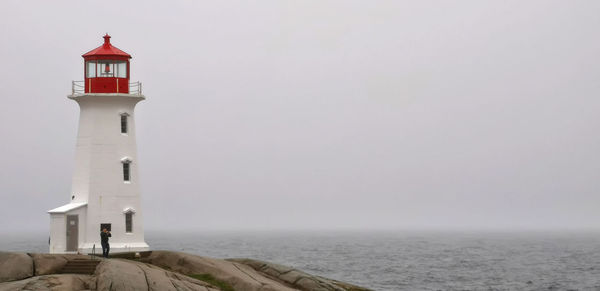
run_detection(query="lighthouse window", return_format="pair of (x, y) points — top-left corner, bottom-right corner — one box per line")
(125, 213), (133, 233)
(123, 162), (131, 181)
(121, 115), (128, 134)
(86, 62), (96, 78)
(116, 62), (127, 78)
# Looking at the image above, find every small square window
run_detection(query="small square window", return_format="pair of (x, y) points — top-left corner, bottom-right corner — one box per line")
(121, 115), (128, 134)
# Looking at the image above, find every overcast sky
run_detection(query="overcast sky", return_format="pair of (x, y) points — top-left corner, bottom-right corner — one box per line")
(0, 1), (599, 233)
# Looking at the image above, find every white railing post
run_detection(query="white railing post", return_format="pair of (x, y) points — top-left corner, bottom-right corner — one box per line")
(71, 81), (86, 95)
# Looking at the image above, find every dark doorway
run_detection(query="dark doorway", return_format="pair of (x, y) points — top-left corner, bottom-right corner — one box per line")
(66, 215), (78, 252)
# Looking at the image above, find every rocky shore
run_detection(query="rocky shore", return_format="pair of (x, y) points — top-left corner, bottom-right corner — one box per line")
(0, 251), (370, 291)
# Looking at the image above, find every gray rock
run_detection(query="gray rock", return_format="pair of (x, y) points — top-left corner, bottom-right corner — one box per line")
(279, 270), (308, 284)
(0, 252), (33, 283)
(0, 274), (90, 291)
(95, 259), (149, 291)
(261, 262), (295, 279)
(94, 258), (218, 291)
(230, 258), (369, 291)
(0, 251), (369, 291)
(142, 251), (298, 291)
(296, 277), (330, 291)
(29, 253), (68, 276)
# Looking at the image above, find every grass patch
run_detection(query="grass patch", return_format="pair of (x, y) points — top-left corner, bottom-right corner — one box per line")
(188, 274), (234, 291)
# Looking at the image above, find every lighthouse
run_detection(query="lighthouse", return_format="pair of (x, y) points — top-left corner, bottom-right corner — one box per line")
(48, 34), (149, 254)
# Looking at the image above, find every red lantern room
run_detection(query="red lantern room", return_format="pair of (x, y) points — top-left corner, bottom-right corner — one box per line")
(82, 34), (132, 94)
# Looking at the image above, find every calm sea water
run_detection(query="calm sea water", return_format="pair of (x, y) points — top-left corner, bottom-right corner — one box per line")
(2, 230), (600, 290)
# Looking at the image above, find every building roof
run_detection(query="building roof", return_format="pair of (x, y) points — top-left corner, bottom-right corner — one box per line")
(48, 202), (87, 214)
(82, 34), (131, 59)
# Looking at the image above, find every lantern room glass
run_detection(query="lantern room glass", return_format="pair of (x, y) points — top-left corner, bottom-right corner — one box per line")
(98, 62), (114, 77)
(86, 62), (96, 78)
(86, 60), (127, 78)
(116, 62), (126, 78)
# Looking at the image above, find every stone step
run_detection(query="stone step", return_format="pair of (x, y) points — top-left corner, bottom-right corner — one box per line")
(65, 261), (100, 265)
(60, 259), (101, 274)
(61, 268), (97, 274)
(65, 264), (97, 268)
(61, 265), (98, 270)
(61, 270), (96, 274)
(62, 264), (98, 269)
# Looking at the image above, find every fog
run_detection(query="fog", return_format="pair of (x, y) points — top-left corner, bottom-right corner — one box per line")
(0, 0), (599, 233)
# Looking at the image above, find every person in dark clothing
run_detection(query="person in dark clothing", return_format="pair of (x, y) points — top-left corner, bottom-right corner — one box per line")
(101, 228), (111, 258)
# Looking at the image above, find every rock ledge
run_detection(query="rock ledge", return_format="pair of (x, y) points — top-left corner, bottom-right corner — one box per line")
(0, 251), (371, 291)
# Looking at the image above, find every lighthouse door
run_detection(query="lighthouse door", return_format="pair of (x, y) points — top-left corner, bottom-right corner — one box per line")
(66, 215), (79, 252)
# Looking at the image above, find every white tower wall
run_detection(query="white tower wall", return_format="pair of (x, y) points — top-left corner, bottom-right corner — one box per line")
(72, 93), (149, 253)
(49, 93), (149, 253)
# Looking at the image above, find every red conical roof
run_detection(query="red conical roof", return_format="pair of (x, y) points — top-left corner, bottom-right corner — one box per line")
(82, 34), (131, 59)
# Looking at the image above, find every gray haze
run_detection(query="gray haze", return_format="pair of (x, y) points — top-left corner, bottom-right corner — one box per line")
(0, 1), (599, 233)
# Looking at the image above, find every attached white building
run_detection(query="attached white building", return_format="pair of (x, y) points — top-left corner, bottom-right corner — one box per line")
(48, 34), (149, 254)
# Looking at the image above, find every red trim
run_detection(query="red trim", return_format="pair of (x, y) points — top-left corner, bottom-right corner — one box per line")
(85, 77), (129, 94)
(84, 55), (130, 61)
(82, 34), (131, 59)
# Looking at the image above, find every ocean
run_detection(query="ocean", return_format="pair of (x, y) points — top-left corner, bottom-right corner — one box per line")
(2, 230), (600, 290)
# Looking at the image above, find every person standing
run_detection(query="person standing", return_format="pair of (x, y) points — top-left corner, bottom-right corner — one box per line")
(101, 228), (111, 258)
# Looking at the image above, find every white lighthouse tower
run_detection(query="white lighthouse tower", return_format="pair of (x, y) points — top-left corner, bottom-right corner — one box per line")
(48, 34), (149, 254)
